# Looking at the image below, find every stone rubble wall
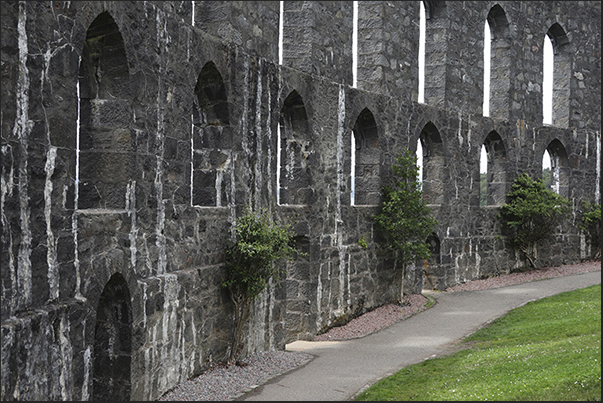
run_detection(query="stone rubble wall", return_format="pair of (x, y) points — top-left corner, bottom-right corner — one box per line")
(1, 1), (600, 400)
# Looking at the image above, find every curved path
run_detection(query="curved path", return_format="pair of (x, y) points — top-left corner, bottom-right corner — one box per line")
(238, 270), (601, 401)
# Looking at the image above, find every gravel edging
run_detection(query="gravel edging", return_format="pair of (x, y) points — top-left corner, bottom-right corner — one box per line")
(158, 350), (313, 401)
(312, 293), (433, 341)
(157, 260), (600, 401)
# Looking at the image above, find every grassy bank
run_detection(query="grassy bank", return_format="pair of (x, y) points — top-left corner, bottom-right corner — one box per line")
(355, 284), (601, 401)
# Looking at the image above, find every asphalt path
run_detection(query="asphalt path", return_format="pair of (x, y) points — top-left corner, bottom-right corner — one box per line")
(237, 270), (601, 401)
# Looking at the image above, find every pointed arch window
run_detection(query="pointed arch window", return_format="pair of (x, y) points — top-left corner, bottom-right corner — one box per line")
(542, 34), (554, 125)
(543, 24), (571, 128)
(191, 62), (232, 207)
(93, 273), (132, 401)
(278, 91), (313, 205)
(479, 144), (488, 206)
(418, 122), (444, 205)
(77, 12), (132, 210)
(483, 20), (491, 117)
(351, 109), (380, 206)
(421, 1), (447, 107)
(418, 1), (426, 103)
(484, 5), (511, 119)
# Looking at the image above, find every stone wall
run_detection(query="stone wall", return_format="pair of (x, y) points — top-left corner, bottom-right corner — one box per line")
(1, 1), (600, 401)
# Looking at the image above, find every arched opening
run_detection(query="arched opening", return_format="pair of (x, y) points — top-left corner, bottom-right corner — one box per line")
(92, 273), (132, 401)
(191, 61), (232, 207)
(278, 90), (313, 205)
(78, 12), (132, 210)
(479, 144), (488, 206)
(352, 108), (380, 206)
(422, 1), (447, 107)
(542, 34), (554, 125)
(481, 131), (508, 206)
(542, 149), (552, 190)
(483, 20), (491, 117)
(543, 23), (571, 128)
(416, 139), (424, 188)
(418, 122), (444, 205)
(485, 4), (511, 119)
(544, 139), (570, 198)
(418, 1), (426, 103)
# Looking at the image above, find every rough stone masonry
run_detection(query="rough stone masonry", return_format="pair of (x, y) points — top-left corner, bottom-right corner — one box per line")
(1, 1), (600, 401)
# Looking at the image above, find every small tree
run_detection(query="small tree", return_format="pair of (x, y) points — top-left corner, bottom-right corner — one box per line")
(579, 201), (601, 260)
(373, 149), (438, 302)
(498, 173), (570, 269)
(222, 207), (298, 366)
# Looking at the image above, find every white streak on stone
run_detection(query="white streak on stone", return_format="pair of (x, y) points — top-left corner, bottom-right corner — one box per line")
(346, 252), (351, 307)
(139, 280), (148, 327)
(466, 114), (471, 153)
(45, 146), (59, 301)
(335, 85), (345, 243)
(266, 88), (273, 209)
(57, 314), (73, 400)
(254, 59), (263, 209)
(155, 8), (168, 275)
(338, 247), (346, 312)
(73, 77), (83, 299)
(457, 112), (463, 147)
(316, 262), (323, 330)
(81, 346), (92, 400)
(126, 180), (137, 272)
(190, 114), (194, 206)
(14, 1), (33, 310)
(240, 52), (252, 210)
(1, 145), (16, 314)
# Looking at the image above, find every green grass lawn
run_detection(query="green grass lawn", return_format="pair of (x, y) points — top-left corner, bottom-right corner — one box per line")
(355, 284), (601, 401)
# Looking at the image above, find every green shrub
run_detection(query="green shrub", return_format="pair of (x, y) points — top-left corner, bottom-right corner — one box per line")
(373, 149), (438, 301)
(222, 207), (299, 365)
(579, 201), (601, 260)
(498, 173), (570, 269)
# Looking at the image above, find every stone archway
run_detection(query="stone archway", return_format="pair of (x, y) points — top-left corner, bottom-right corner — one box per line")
(92, 273), (132, 401)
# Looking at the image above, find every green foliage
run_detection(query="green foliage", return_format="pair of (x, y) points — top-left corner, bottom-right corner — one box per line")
(542, 167), (552, 190)
(358, 237), (368, 249)
(373, 150), (438, 299)
(498, 173), (570, 268)
(579, 201), (601, 260)
(222, 207), (298, 365)
(223, 207), (297, 299)
(355, 284), (601, 401)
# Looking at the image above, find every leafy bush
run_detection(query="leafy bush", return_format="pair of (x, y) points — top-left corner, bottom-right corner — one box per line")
(222, 207), (299, 365)
(498, 173), (570, 268)
(373, 149), (438, 301)
(579, 201), (601, 260)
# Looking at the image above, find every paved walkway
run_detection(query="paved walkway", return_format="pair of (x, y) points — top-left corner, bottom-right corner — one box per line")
(237, 270), (601, 401)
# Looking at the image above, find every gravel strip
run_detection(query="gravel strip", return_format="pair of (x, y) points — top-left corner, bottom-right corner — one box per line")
(313, 293), (430, 341)
(157, 260), (600, 401)
(158, 350), (313, 401)
(445, 260), (601, 293)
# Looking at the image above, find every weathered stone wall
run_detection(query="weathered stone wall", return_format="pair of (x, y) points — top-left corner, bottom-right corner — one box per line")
(1, 1), (600, 401)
